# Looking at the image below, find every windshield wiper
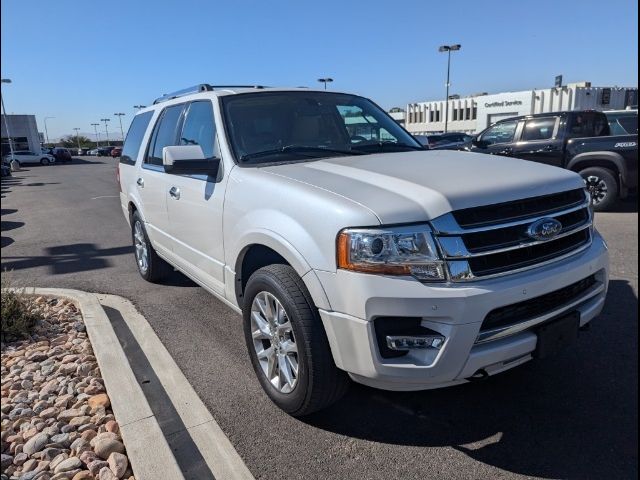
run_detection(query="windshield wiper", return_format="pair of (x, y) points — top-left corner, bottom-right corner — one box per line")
(351, 141), (424, 152)
(240, 145), (364, 163)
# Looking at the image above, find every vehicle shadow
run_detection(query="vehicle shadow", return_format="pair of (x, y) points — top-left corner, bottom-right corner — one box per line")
(609, 196), (638, 213)
(57, 158), (106, 165)
(1, 243), (134, 274)
(302, 279), (637, 479)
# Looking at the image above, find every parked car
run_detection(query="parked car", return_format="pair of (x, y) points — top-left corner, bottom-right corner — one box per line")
(605, 109), (638, 135)
(414, 132), (473, 150)
(51, 147), (73, 163)
(118, 85), (609, 416)
(77, 147), (92, 155)
(97, 146), (116, 156)
(87, 148), (100, 156)
(3, 150), (56, 166)
(110, 147), (122, 158)
(467, 110), (638, 210)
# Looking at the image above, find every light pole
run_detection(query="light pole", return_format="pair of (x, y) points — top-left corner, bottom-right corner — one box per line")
(1, 78), (15, 158)
(317, 78), (333, 90)
(73, 127), (81, 151)
(101, 118), (111, 146)
(133, 105), (146, 114)
(91, 123), (100, 147)
(114, 113), (125, 142)
(44, 116), (56, 145)
(438, 44), (461, 133)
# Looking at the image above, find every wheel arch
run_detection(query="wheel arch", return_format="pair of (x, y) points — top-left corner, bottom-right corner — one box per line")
(567, 151), (626, 182)
(232, 233), (330, 311)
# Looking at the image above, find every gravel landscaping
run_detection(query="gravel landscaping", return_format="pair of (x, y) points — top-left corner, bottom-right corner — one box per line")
(1, 296), (134, 480)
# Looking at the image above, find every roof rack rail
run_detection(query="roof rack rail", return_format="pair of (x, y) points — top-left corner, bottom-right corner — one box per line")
(152, 84), (266, 104)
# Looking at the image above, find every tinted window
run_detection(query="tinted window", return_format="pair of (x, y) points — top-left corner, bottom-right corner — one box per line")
(618, 116), (638, 134)
(567, 113), (609, 138)
(121, 111), (153, 165)
(480, 121), (518, 145)
(180, 101), (216, 158)
(522, 117), (556, 141)
(146, 105), (185, 166)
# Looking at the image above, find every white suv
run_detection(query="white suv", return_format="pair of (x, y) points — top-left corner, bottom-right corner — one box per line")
(4, 150), (56, 166)
(118, 84), (609, 415)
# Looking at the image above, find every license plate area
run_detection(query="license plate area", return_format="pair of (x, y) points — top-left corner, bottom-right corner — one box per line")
(535, 311), (580, 359)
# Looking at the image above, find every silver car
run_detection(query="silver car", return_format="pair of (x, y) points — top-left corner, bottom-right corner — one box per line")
(3, 150), (56, 166)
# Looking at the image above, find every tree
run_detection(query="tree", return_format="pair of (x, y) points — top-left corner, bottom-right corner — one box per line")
(59, 134), (93, 148)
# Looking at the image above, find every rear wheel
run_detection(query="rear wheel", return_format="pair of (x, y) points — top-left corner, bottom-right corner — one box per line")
(243, 264), (349, 416)
(131, 211), (171, 282)
(580, 167), (618, 212)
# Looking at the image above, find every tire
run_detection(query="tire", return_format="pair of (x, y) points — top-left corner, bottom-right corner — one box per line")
(580, 167), (618, 212)
(243, 264), (349, 416)
(131, 211), (171, 282)
(40, 158), (51, 166)
(10, 160), (20, 171)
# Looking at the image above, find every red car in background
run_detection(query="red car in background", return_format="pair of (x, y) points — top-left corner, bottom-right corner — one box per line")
(110, 147), (122, 158)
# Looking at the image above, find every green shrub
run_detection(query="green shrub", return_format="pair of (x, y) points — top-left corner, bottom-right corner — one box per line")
(1, 277), (41, 341)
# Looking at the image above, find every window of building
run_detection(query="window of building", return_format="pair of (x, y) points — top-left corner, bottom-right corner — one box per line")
(522, 117), (557, 141)
(429, 111), (434, 122)
(472, 106), (477, 120)
(453, 109), (458, 121)
(465, 107), (471, 120)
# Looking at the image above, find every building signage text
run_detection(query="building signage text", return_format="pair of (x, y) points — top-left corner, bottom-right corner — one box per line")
(484, 100), (523, 108)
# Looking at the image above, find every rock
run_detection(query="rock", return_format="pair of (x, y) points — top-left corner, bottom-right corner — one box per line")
(78, 450), (96, 465)
(68, 417), (90, 428)
(12, 452), (28, 465)
(58, 364), (77, 376)
(39, 408), (58, 420)
(1, 454), (13, 469)
(107, 452), (128, 478)
(40, 380), (59, 395)
(104, 421), (119, 434)
(87, 460), (109, 476)
(87, 394), (110, 410)
(93, 438), (125, 460)
(50, 433), (70, 446)
(90, 433), (118, 448)
(69, 438), (88, 453)
(40, 448), (62, 462)
(52, 471), (81, 480)
(98, 466), (118, 480)
(57, 409), (83, 421)
(54, 457), (82, 473)
(23, 433), (49, 455)
(22, 458), (39, 472)
(49, 453), (68, 470)
(72, 472), (93, 480)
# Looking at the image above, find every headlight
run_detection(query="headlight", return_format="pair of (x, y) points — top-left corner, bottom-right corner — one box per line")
(337, 225), (445, 281)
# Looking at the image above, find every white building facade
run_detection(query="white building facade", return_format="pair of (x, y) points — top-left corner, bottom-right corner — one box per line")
(405, 82), (638, 135)
(1, 114), (41, 155)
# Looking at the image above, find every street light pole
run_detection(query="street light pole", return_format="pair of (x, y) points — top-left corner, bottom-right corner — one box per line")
(133, 105), (146, 114)
(317, 78), (333, 90)
(1, 78), (15, 158)
(100, 118), (111, 146)
(44, 116), (55, 145)
(91, 123), (100, 147)
(73, 127), (81, 151)
(114, 113), (125, 142)
(438, 44), (461, 133)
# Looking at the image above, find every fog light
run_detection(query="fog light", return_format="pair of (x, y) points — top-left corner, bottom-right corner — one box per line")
(386, 335), (445, 350)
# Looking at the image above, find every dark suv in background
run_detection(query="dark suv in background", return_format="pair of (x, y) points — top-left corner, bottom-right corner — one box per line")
(51, 147), (73, 163)
(468, 110), (638, 210)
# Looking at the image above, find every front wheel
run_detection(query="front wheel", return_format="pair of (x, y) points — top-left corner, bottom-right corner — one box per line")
(580, 167), (618, 212)
(40, 158), (51, 165)
(243, 264), (349, 416)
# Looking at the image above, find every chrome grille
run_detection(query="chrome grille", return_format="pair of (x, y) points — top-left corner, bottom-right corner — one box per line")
(431, 189), (592, 282)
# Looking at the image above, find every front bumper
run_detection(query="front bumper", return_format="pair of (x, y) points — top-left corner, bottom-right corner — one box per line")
(316, 231), (609, 391)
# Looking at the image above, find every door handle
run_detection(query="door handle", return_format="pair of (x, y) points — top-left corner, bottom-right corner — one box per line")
(136, 177), (144, 188)
(169, 186), (181, 200)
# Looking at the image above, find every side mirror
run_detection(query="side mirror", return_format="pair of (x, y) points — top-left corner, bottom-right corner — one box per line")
(471, 137), (487, 148)
(162, 145), (220, 177)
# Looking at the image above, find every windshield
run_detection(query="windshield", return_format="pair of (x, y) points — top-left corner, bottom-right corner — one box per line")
(221, 91), (422, 164)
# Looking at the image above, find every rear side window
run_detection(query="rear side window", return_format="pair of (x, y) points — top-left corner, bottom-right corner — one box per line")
(121, 111), (153, 165)
(567, 113), (610, 138)
(521, 117), (556, 141)
(618, 116), (638, 134)
(180, 101), (216, 158)
(146, 104), (185, 166)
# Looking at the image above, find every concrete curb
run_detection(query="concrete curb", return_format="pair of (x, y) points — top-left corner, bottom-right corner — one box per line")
(24, 288), (186, 480)
(23, 288), (255, 480)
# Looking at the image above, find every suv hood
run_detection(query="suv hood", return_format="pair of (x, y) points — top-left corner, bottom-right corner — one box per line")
(262, 150), (585, 224)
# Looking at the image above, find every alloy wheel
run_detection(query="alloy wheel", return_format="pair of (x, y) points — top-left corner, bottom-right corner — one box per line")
(584, 175), (608, 205)
(250, 291), (299, 393)
(133, 221), (149, 274)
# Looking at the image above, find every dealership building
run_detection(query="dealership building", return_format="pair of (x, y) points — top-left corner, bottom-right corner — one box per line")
(404, 82), (638, 135)
(1, 114), (42, 156)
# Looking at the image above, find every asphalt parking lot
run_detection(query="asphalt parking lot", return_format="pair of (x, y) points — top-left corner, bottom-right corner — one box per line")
(1, 158), (637, 480)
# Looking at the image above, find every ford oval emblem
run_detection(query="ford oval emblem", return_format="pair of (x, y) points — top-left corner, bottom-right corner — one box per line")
(527, 218), (563, 241)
